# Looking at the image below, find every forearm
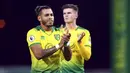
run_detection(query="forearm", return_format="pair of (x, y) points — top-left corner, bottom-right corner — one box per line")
(39, 46), (59, 59)
(30, 43), (63, 60)
(62, 46), (72, 61)
(78, 43), (91, 61)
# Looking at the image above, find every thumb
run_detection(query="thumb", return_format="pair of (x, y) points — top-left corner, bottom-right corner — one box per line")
(66, 28), (69, 34)
(78, 32), (85, 42)
(82, 32), (85, 37)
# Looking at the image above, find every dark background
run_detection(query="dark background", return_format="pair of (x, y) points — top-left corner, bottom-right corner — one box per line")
(0, 0), (110, 70)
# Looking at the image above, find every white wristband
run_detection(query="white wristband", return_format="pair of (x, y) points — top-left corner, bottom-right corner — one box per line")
(66, 41), (70, 47)
(55, 44), (60, 49)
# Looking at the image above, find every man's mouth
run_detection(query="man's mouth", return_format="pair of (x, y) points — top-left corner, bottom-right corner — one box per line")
(65, 18), (68, 20)
(48, 20), (53, 22)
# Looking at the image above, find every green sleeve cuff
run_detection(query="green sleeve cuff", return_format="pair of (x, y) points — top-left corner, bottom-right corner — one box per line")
(29, 43), (41, 47)
(84, 45), (91, 47)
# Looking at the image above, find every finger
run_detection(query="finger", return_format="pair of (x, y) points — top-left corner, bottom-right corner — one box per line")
(68, 33), (71, 37)
(60, 24), (64, 29)
(66, 29), (69, 34)
(63, 35), (70, 40)
(78, 32), (85, 42)
(62, 35), (67, 39)
(63, 37), (70, 42)
(66, 33), (71, 38)
(78, 34), (82, 41)
(61, 36), (65, 42)
(64, 27), (67, 31)
(82, 32), (85, 36)
(63, 33), (71, 38)
(64, 27), (69, 35)
(64, 27), (67, 33)
(62, 27), (67, 34)
(80, 32), (85, 38)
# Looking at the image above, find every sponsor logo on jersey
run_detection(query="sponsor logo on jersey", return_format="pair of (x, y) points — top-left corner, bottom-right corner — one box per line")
(41, 36), (45, 40)
(45, 43), (54, 49)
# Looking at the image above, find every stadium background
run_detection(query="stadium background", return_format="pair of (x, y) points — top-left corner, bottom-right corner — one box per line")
(0, 0), (129, 73)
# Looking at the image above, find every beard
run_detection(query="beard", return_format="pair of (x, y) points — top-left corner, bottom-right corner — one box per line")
(41, 20), (53, 28)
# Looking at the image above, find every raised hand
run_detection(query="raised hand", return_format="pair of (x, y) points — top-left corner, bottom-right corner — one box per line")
(63, 27), (71, 42)
(78, 32), (85, 43)
(60, 24), (64, 29)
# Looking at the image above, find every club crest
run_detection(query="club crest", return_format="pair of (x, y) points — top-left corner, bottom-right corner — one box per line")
(54, 34), (60, 41)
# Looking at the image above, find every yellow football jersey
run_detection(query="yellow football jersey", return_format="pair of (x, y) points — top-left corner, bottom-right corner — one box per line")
(26, 25), (62, 73)
(61, 26), (92, 73)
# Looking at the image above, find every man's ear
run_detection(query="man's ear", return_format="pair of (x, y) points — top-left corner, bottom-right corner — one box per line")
(37, 16), (41, 21)
(75, 12), (78, 19)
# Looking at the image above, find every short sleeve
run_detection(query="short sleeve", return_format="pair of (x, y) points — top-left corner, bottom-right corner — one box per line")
(26, 29), (41, 47)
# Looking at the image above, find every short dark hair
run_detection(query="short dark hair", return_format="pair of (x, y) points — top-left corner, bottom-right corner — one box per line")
(35, 5), (51, 16)
(62, 4), (79, 12)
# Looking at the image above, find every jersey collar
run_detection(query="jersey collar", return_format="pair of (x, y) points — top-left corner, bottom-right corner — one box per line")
(38, 25), (55, 32)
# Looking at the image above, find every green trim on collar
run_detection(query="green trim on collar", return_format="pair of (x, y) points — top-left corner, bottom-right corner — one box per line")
(29, 43), (41, 47)
(35, 25), (56, 32)
(75, 26), (86, 31)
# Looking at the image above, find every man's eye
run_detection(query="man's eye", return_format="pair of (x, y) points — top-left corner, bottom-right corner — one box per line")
(45, 14), (49, 16)
(45, 14), (53, 16)
(67, 12), (71, 14)
(50, 14), (54, 16)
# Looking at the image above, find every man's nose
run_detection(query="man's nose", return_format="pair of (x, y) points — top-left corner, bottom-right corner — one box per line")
(49, 15), (53, 19)
(65, 14), (68, 17)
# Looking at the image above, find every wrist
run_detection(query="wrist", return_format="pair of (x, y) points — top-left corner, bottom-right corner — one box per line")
(55, 44), (60, 50)
(78, 39), (82, 44)
(79, 42), (83, 47)
(64, 41), (70, 47)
